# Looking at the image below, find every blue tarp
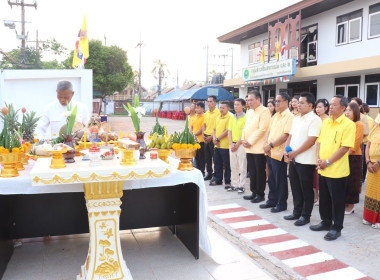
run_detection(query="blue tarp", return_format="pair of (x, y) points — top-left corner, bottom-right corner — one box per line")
(154, 86), (234, 102)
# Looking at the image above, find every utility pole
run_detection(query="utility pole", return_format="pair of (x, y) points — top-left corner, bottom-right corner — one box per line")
(8, 0), (37, 64)
(27, 30), (46, 56)
(136, 39), (143, 99)
(104, 34), (107, 46)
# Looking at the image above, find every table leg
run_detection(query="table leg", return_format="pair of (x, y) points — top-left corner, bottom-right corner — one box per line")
(78, 181), (133, 280)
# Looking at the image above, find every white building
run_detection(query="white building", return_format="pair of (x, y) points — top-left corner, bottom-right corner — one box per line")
(219, 0), (380, 116)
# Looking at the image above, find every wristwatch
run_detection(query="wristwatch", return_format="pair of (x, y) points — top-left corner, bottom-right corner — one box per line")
(215, 138), (220, 142)
(269, 142), (274, 148)
(326, 160), (331, 166)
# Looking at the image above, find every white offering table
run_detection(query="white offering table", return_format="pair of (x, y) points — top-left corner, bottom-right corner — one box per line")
(30, 156), (171, 280)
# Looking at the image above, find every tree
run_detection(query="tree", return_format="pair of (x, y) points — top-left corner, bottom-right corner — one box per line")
(64, 40), (133, 113)
(0, 38), (67, 69)
(152, 59), (169, 95)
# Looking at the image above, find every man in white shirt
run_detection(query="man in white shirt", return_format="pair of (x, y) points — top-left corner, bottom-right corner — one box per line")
(36, 80), (90, 139)
(284, 92), (322, 226)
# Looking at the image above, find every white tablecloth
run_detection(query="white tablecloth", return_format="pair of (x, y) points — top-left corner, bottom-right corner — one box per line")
(0, 158), (211, 256)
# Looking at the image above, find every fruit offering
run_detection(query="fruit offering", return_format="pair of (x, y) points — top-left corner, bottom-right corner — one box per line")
(149, 132), (174, 150)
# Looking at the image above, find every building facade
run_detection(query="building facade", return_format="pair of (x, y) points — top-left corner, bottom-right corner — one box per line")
(219, 0), (380, 116)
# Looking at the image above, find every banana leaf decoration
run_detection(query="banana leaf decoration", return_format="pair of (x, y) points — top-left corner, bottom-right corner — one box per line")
(123, 103), (140, 132)
(66, 105), (78, 135)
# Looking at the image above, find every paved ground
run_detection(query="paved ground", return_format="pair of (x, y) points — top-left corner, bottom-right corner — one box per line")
(4, 116), (380, 279)
(3, 227), (274, 280)
(113, 115), (380, 279)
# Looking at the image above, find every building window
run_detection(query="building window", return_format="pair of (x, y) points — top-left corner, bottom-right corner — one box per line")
(300, 24), (318, 67)
(369, 3), (380, 39)
(248, 42), (261, 64)
(335, 76), (360, 100)
(336, 9), (363, 45)
(365, 74), (380, 106)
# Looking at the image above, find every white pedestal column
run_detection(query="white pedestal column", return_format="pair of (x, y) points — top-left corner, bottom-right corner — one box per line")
(77, 181), (133, 280)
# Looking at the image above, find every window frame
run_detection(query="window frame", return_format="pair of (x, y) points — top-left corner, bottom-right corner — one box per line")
(307, 41), (317, 63)
(335, 85), (346, 95)
(365, 82), (380, 107)
(346, 84), (359, 100)
(348, 17), (362, 43)
(336, 21), (348, 45)
(368, 10), (380, 39)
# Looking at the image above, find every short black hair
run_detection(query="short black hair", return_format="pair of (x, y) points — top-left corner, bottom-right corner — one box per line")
(235, 98), (246, 106)
(247, 90), (262, 101)
(196, 102), (205, 109)
(208, 95), (217, 102)
(333, 95), (348, 108)
(315, 98), (329, 115)
(363, 103), (370, 114)
(221, 101), (230, 108)
(300, 92), (315, 108)
(278, 92), (291, 103)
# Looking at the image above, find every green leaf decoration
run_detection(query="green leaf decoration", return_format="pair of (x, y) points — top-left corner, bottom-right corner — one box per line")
(123, 103), (140, 132)
(66, 105), (78, 135)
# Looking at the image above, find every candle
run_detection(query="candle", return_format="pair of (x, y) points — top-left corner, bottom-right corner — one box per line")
(164, 125), (167, 137)
(83, 131), (87, 143)
(109, 124), (111, 132)
(119, 131), (123, 139)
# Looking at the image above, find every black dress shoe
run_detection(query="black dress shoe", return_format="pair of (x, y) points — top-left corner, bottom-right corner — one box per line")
(204, 174), (212, 180)
(324, 230), (341, 241)
(270, 206), (286, 213)
(284, 214), (300, 221)
(251, 195), (265, 203)
(243, 194), (255, 200)
(309, 222), (331, 231)
(259, 203), (275, 209)
(294, 217), (310, 226)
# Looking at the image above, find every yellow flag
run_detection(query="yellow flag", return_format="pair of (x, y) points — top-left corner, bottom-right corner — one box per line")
(260, 47), (265, 63)
(275, 40), (280, 61)
(72, 15), (89, 69)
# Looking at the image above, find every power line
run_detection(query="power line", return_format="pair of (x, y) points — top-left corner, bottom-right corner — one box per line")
(7, 0), (37, 64)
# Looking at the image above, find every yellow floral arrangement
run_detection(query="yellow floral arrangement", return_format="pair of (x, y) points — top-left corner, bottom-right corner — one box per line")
(172, 143), (201, 150)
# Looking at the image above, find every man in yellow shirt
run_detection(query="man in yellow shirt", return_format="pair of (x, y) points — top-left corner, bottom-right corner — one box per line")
(228, 98), (247, 193)
(191, 102), (206, 176)
(203, 95), (220, 181)
(241, 90), (271, 202)
(310, 95), (355, 241)
(211, 102), (231, 186)
(262, 92), (294, 213)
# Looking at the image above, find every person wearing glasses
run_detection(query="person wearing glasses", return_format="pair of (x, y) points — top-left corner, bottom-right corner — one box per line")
(241, 90), (271, 202)
(310, 95), (355, 241)
(261, 92), (294, 213)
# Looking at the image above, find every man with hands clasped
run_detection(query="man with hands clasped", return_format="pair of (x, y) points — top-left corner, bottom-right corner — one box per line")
(310, 95), (355, 241)
(283, 93), (322, 226)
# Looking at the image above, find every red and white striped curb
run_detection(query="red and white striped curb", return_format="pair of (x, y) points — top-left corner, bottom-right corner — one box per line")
(209, 203), (374, 280)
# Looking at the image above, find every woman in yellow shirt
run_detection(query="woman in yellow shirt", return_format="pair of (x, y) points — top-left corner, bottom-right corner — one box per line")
(344, 102), (364, 214)
(313, 98), (330, 206)
(363, 123), (380, 228)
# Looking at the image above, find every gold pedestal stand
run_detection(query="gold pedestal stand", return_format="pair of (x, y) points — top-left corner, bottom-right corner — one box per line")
(174, 149), (196, 171)
(118, 148), (136, 166)
(0, 153), (20, 177)
(48, 150), (68, 169)
(78, 181), (132, 280)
